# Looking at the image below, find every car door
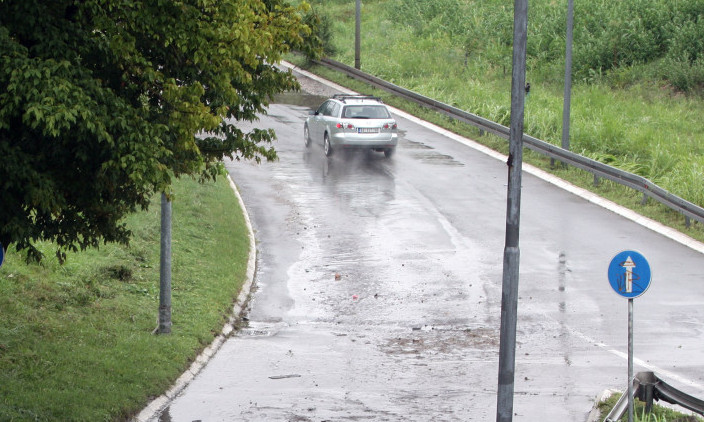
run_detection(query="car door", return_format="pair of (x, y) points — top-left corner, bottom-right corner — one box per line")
(311, 100), (332, 144)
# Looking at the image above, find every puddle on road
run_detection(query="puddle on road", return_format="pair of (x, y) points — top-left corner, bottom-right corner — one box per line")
(413, 151), (464, 166)
(399, 139), (463, 166)
(236, 320), (290, 338)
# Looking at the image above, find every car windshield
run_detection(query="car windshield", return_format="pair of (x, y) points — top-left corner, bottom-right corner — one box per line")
(342, 105), (390, 119)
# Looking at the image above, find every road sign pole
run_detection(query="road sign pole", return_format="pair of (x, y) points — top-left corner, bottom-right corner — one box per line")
(628, 298), (634, 422)
(607, 250), (651, 422)
(561, 0), (574, 154)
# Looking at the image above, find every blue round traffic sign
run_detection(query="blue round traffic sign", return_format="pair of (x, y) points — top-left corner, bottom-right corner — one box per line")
(0, 242), (4, 269)
(608, 250), (651, 298)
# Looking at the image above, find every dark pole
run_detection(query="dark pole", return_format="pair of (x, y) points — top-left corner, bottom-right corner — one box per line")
(561, 0), (574, 154)
(496, 0), (528, 420)
(157, 192), (172, 334)
(628, 298), (634, 422)
(355, 0), (361, 69)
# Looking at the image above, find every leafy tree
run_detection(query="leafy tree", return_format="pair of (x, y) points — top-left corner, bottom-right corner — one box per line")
(0, 0), (318, 262)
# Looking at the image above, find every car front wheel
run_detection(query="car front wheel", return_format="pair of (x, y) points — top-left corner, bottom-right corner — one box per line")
(324, 133), (333, 157)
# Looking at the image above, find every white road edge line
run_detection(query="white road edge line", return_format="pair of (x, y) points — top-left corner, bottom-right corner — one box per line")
(282, 61), (704, 256)
(544, 311), (704, 391)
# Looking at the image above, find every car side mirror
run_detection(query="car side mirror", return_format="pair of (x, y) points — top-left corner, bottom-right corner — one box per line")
(308, 110), (316, 115)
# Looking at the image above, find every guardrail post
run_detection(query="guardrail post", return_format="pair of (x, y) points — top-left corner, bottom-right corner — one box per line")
(641, 193), (649, 205)
(685, 216), (691, 228)
(594, 175), (600, 187)
(635, 372), (657, 414)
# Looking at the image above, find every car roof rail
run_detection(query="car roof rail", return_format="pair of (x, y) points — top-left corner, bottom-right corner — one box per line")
(332, 94), (383, 103)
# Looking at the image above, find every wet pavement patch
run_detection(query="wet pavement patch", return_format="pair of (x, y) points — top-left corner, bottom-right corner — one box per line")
(401, 139), (433, 150)
(381, 326), (498, 357)
(412, 151), (464, 166)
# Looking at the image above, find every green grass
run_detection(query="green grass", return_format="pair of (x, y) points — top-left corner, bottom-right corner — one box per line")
(0, 176), (250, 421)
(292, 0), (704, 242)
(599, 393), (704, 421)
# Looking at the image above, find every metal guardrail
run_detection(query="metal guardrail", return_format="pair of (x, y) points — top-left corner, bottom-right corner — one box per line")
(314, 57), (704, 227)
(603, 372), (704, 421)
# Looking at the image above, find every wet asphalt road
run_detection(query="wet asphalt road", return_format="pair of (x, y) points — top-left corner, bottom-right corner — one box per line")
(156, 71), (704, 421)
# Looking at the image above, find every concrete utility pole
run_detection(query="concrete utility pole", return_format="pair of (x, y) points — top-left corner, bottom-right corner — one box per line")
(157, 192), (172, 334)
(496, 0), (528, 421)
(355, 0), (361, 69)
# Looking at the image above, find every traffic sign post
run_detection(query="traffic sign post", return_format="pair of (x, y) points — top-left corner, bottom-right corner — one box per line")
(608, 250), (652, 422)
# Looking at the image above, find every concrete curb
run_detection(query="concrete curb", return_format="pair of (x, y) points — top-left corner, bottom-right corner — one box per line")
(585, 389), (619, 422)
(131, 175), (257, 422)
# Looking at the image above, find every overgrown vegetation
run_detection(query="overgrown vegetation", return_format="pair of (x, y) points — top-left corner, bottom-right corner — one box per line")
(298, 0), (704, 227)
(0, 177), (250, 420)
(384, 0), (704, 92)
(599, 393), (704, 421)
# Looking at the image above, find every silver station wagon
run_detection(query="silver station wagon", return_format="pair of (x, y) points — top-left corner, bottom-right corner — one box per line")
(304, 94), (398, 158)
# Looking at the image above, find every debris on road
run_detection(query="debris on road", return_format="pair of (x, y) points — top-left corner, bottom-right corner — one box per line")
(269, 374), (302, 380)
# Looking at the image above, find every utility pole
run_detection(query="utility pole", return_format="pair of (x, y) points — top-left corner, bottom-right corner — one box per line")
(156, 192), (172, 334)
(561, 0), (574, 153)
(554, 0), (574, 168)
(355, 0), (361, 69)
(496, 0), (528, 421)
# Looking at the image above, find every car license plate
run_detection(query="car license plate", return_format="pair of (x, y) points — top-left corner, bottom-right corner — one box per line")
(357, 128), (379, 134)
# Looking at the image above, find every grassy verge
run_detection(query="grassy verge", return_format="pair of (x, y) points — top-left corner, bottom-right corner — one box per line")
(599, 393), (703, 421)
(0, 176), (250, 421)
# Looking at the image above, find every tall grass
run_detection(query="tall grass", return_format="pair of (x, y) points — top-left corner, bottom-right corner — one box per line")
(598, 393), (704, 421)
